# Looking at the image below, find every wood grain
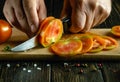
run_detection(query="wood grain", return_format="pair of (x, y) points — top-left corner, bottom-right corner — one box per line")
(0, 28), (120, 60)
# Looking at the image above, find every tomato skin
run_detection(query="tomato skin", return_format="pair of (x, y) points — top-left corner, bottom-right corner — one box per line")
(0, 20), (12, 44)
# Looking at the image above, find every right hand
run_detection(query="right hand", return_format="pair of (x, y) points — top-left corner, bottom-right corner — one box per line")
(61, 0), (112, 33)
(3, 0), (47, 37)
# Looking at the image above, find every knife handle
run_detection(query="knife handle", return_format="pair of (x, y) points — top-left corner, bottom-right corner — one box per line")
(61, 17), (71, 34)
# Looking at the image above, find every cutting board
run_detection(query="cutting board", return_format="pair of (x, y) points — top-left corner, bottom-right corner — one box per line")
(0, 28), (120, 60)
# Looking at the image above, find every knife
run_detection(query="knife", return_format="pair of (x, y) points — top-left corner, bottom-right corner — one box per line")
(11, 17), (71, 52)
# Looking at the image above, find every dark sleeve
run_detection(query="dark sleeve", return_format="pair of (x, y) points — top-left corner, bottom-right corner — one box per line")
(0, 0), (6, 19)
(44, 0), (64, 18)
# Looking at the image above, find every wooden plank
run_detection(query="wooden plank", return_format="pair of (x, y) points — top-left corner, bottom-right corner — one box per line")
(51, 62), (104, 82)
(102, 62), (120, 82)
(0, 28), (120, 60)
(0, 61), (51, 82)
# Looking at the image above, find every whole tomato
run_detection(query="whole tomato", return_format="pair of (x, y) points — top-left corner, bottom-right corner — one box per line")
(0, 19), (12, 44)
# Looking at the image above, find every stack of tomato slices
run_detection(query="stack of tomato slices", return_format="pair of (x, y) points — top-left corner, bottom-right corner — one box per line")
(50, 33), (118, 57)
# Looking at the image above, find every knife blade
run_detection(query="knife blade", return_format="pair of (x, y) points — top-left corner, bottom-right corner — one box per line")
(11, 35), (38, 51)
(11, 17), (71, 52)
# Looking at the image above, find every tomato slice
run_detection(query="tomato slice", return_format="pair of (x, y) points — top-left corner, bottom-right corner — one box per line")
(102, 36), (118, 50)
(50, 39), (82, 56)
(79, 35), (93, 53)
(111, 25), (120, 37)
(61, 34), (94, 53)
(39, 18), (63, 47)
(88, 35), (106, 53)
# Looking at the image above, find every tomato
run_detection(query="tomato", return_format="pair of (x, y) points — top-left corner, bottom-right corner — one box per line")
(50, 39), (82, 56)
(60, 34), (94, 54)
(39, 17), (63, 47)
(102, 36), (118, 50)
(0, 20), (12, 44)
(88, 35), (106, 53)
(111, 25), (120, 37)
(79, 35), (93, 53)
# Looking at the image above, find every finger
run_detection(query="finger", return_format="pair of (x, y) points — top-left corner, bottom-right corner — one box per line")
(3, 1), (19, 29)
(37, 0), (47, 24)
(81, 0), (97, 32)
(69, 5), (86, 33)
(97, 6), (111, 26)
(81, 13), (94, 32)
(98, 12), (110, 25)
(22, 0), (39, 33)
(60, 0), (71, 19)
(92, 4), (109, 27)
(13, 0), (30, 33)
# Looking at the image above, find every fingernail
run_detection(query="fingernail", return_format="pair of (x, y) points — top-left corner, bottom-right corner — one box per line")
(69, 26), (82, 33)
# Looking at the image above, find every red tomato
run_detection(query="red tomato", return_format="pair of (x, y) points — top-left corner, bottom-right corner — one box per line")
(50, 39), (83, 57)
(0, 20), (12, 44)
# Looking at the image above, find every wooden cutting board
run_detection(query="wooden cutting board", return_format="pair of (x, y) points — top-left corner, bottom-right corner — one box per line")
(0, 28), (120, 60)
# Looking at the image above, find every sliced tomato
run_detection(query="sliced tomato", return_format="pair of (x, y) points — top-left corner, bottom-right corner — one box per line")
(61, 34), (94, 53)
(111, 25), (120, 37)
(88, 35), (106, 53)
(102, 36), (118, 50)
(79, 35), (93, 53)
(50, 39), (82, 56)
(39, 18), (63, 47)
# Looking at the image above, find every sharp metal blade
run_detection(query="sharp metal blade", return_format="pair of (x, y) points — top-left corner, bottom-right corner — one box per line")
(11, 35), (38, 52)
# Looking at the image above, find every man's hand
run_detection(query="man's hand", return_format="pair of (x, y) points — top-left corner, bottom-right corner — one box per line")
(61, 0), (112, 33)
(3, 0), (47, 37)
